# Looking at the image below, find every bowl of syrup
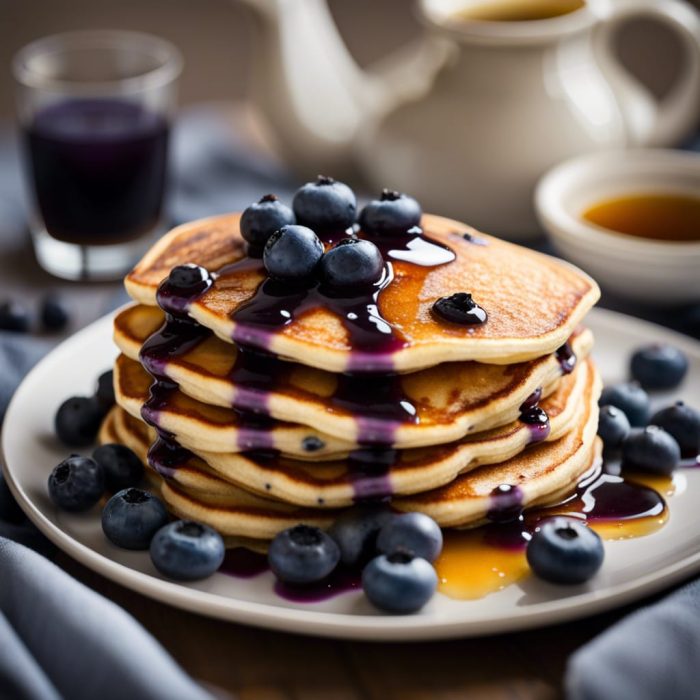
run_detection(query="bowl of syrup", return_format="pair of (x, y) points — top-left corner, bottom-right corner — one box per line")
(535, 149), (700, 305)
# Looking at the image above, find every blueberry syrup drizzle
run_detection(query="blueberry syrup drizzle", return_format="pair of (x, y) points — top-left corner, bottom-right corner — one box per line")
(147, 429), (196, 478)
(219, 547), (269, 578)
(519, 406), (551, 443)
(347, 447), (398, 503)
(556, 342), (577, 375)
(487, 484), (524, 523)
(520, 387), (543, 411)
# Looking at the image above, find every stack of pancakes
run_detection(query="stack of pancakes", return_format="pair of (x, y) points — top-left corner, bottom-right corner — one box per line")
(101, 212), (601, 551)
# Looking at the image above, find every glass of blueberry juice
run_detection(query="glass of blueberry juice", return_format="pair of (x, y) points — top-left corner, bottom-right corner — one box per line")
(13, 31), (182, 280)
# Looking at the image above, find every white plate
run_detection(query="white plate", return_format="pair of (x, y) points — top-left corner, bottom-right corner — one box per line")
(3, 308), (700, 641)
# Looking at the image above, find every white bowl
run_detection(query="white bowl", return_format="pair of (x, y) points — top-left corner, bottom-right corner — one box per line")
(535, 149), (700, 305)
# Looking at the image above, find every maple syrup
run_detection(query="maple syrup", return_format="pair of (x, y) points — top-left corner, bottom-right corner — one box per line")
(456, 0), (585, 23)
(582, 193), (700, 243)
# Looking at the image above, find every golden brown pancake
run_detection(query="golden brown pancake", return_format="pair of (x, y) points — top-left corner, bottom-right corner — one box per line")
(114, 303), (593, 449)
(124, 213), (599, 372)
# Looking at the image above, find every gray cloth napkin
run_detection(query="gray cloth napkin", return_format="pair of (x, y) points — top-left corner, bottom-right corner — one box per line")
(566, 579), (700, 700)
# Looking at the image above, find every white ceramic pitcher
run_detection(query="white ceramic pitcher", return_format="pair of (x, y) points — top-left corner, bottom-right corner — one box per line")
(359, 0), (700, 237)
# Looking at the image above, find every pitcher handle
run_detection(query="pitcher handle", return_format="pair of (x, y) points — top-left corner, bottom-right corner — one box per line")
(591, 0), (700, 146)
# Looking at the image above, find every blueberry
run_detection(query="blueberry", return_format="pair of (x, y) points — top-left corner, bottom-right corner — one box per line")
(328, 506), (394, 568)
(302, 436), (325, 453)
(101, 488), (168, 549)
(40, 295), (69, 332)
(432, 293), (487, 325)
(599, 382), (650, 427)
(48, 455), (104, 512)
(167, 264), (211, 294)
(359, 189), (422, 235)
(650, 401), (700, 457)
(95, 369), (115, 411)
(241, 194), (296, 249)
(0, 470), (25, 523)
(150, 520), (225, 580)
(54, 396), (104, 447)
(630, 344), (688, 390)
(362, 552), (437, 613)
(597, 405), (630, 451)
(320, 238), (384, 289)
(93, 444), (144, 492)
(263, 225), (324, 281)
(526, 517), (604, 584)
(292, 175), (357, 232)
(0, 300), (30, 333)
(268, 525), (340, 584)
(376, 512), (443, 563)
(622, 425), (681, 475)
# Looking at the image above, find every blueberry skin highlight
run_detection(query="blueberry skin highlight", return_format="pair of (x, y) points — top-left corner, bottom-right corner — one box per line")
(328, 506), (394, 568)
(526, 517), (604, 585)
(240, 194), (296, 249)
(48, 455), (105, 512)
(101, 488), (169, 550)
(599, 382), (650, 427)
(54, 396), (104, 447)
(630, 344), (688, 390)
(597, 404), (631, 451)
(359, 189), (422, 235)
(377, 512), (443, 563)
(650, 401), (700, 457)
(320, 238), (385, 289)
(263, 225), (324, 281)
(622, 425), (681, 475)
(150, 520), (225, 581)
(268, 525), (340, 584)
(292, 175), (357, 232)
(362, 552), (437, 613)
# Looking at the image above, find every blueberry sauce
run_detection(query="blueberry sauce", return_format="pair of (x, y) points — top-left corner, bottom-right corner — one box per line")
(347, 447), (398, 502)
(556, 342), (577, 375)
(368, 226), (455, 267)
(519, 406), (551, 443)
(432, 293), (488, 326)
(219, 547), (269, 578)
(274, 568), (361, 602)
(520, 387), (543, 411)
(147, 430), (195, 478)
(487, 484), (524, 523)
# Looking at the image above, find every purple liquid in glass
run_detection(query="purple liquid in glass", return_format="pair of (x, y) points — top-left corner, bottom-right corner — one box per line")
(24, 99), (169, 245)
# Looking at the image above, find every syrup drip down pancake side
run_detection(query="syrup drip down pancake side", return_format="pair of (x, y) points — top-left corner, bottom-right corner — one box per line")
(124, 213), (599, 373)
(114, 304), (593, 449)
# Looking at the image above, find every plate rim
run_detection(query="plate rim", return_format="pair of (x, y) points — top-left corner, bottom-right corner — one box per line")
(3, 306), (700, 641)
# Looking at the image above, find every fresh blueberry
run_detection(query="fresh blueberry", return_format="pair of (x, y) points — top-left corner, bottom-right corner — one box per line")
(263, 225), (324, 281)
(650, 401), (700, 457)
(328, 506), (394, 568)
(0, 300), (30, 333)
(292, 175), (357, 232)
(40, 295), (69, 332)
(359, 189), (422, 235)
(622, 425), (681, 475)
(241, 194), (296, 249)
(362, 552), (437, 613)
(599, 382), (650, 427)
(93, 444), (144, 492)
(597, 404), (631, 451)
(268, 525), (340, 584)
(95, 369), (115, 411)
(526, 517), (604, 584)
(48, 455), (105, 512)
(432, 293), (488, 325)
(376, 512), (443, 563)
(320, 238), (384, 289)
(0, 470), (25, 523)
(630, 344), (688, 390)
(101, 488), (168, 549)
(302, 436), (325, 453)
(150, 520), (225, 580)
(167, 264), (212, 294)
(54, 396), (104, 447)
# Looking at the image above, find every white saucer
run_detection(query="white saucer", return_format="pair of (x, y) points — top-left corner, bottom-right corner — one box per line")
(3, 307), (700, 640)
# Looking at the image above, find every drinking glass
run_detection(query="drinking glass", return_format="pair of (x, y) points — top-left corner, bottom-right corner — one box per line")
(13, 31), (182, 280)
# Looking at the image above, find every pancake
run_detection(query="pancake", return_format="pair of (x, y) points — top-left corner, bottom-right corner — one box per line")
(114, 354), (355, 459)
(114, 303), (593, 449)
(124, 212), (599, 373)
(182, 359), (596, 508)
(395, 377), (602, 528)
